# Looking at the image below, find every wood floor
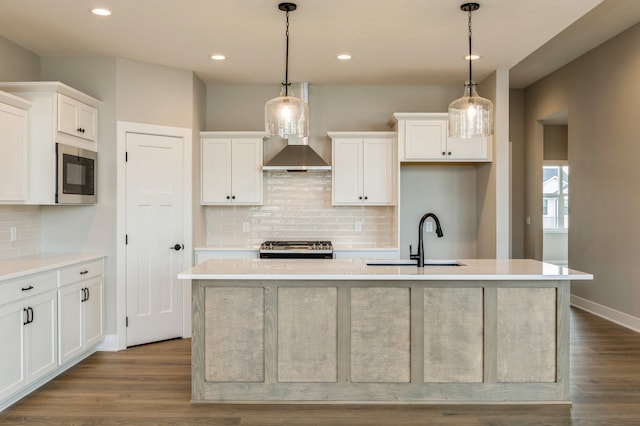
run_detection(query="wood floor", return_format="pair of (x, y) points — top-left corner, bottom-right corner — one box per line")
(2, 307), (640, 425)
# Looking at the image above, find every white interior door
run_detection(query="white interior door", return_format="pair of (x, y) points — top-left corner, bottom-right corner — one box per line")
(126, 132), (184, 347)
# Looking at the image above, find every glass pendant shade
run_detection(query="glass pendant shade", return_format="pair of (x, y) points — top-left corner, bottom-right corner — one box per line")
(448, 81), (493, 138)
(265, 85), (309, 139)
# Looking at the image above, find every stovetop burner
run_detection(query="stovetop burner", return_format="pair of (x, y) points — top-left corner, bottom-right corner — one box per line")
(259, 241), (333, 259)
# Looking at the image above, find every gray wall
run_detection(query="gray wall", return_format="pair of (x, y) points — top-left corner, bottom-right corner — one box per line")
(0, 37), (39, 81)
(543, 125), (568, 161)
(39, 56), (199, 337)
(509, 89), (525, 259)
(524, 22), (640, 318)
(40, 56), (118, 334)
(205, 82), (493, 257)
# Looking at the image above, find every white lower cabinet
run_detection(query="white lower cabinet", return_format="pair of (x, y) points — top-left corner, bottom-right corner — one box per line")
(0, 272), (57, 403)
(0, 256), (104, 412)
(58, 260), (104, 365)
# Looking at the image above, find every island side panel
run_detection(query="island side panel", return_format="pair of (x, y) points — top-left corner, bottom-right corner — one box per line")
(191, 280), (205, 400)
(278, 287), (338, 382)
(496, 287), (557, 382)
(424, 288), (484, 382)
(556, 281), (571, 399)
(205, 287), (264, 382)
(351, 287), (410, 383)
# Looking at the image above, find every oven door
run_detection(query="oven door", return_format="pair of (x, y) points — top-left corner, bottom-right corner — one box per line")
(56, 143), (97, 204)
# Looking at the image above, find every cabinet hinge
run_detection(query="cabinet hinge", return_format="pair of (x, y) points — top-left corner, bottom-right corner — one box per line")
(126, 316), (129, 327)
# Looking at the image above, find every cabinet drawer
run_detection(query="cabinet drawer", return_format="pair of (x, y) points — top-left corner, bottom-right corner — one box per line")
(0, 271), (57, 306)
(58, 259), (103, 286)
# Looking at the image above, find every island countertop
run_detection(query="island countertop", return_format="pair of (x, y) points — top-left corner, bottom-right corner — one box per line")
(178, 258), (592, 281)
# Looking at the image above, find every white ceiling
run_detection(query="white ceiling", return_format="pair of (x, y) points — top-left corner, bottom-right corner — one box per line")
(0, 0), (639, 88)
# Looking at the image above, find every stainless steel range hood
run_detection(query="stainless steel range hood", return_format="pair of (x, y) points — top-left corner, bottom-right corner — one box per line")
(263, 143), (330, 171)
(263, 83), (331, 172)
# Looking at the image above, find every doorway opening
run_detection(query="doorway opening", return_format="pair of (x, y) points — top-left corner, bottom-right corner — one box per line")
(542, 123), (568, 266)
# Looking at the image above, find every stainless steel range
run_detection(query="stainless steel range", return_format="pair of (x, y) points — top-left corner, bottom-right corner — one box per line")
(259, 241), (333, 259)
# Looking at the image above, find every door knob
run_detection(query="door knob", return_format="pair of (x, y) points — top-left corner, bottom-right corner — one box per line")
(170, 244), (184, 251)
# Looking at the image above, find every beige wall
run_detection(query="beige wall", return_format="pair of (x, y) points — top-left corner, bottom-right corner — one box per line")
(524, 22), (640, 318)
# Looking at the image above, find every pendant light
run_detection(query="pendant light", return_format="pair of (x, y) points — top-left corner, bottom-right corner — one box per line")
(265, 2), (309, 139)
(448, 2), (493, 138)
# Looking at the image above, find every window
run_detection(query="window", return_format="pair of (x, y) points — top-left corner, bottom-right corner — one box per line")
(542, 164), (568, 230)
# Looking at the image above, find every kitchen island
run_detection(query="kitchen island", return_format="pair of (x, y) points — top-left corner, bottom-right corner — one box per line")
(178, 258), (592, 404)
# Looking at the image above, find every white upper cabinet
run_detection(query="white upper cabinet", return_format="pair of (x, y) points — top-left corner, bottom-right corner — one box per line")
(201, 132), (265, 205)
(0, 91), (31, 203)
(0, 82), (101, 205)
(57, 94), (97, 142)
(330, 132), (396, 206)
(393, 113), (491, 162)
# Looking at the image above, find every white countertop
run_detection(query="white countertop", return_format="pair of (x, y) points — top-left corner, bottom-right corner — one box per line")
(178, 258), (593, 281)
(0, 252), (106, 282)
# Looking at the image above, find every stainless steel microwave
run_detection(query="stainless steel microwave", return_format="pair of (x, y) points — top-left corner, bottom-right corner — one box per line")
(56, 143), (97, 204)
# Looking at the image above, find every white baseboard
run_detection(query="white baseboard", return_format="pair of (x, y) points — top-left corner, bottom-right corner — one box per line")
(96, 334), (120, 352)
(571, 295), (640, 333)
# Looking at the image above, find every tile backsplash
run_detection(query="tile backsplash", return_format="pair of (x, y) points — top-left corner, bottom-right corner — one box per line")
(205, 172), (397, 248)
(0, 205), (41, 259)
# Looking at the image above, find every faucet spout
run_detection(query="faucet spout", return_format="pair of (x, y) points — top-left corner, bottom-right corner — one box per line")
(415, 212), (444, 267)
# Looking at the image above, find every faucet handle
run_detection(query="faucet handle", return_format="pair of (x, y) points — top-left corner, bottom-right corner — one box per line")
(409, 244), (418, 260)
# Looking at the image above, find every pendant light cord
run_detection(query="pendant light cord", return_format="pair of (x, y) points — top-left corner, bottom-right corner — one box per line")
(284, 10), (290, 96)
(468, 7), (473, 87)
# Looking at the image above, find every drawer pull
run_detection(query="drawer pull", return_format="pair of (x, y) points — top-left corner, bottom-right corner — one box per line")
(80, 270), (89, 275)
(21, 285), (34, 292)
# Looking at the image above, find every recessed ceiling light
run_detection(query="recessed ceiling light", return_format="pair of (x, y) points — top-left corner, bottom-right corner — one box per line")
(91, 8), (112, 16)
(337, 54), (352, 60)
(210, 54), (226, 61)
(465, 54), (480, 60)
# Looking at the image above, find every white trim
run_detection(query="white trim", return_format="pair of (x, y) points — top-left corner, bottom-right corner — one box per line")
(96, 334), (119, 352)
(571, 295), (640, 333)
(116, 121), (193, 350)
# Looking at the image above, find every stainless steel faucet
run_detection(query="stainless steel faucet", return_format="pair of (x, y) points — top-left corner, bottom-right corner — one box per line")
(409, 213), (444, 267)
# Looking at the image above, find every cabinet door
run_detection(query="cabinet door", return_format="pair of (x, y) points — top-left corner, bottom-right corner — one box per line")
(58, 283), (83, 365)
(447, 136), (489, 161)
(201, 138), (231, 204)
(76, 102), (98, 142)
(0, 102), (28, 201)
(363, 138), (394, 205)
(332, 138), (363, 205)
(0, 301), (26, 400)
(230, 138), (263, 204)
(57, 94), (97, 142)
(26, 291), (57, 382)
(404, 119), (447, 160)
(83, 276), (104, 349)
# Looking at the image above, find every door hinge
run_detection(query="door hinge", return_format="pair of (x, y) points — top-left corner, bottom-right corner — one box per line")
(125, 151), (128, 162)
(125, 234), (128, 245)
(126, 316), (129, 327)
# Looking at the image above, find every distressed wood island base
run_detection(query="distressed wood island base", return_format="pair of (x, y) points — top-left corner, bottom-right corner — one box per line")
(179, 259), (592, 404)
